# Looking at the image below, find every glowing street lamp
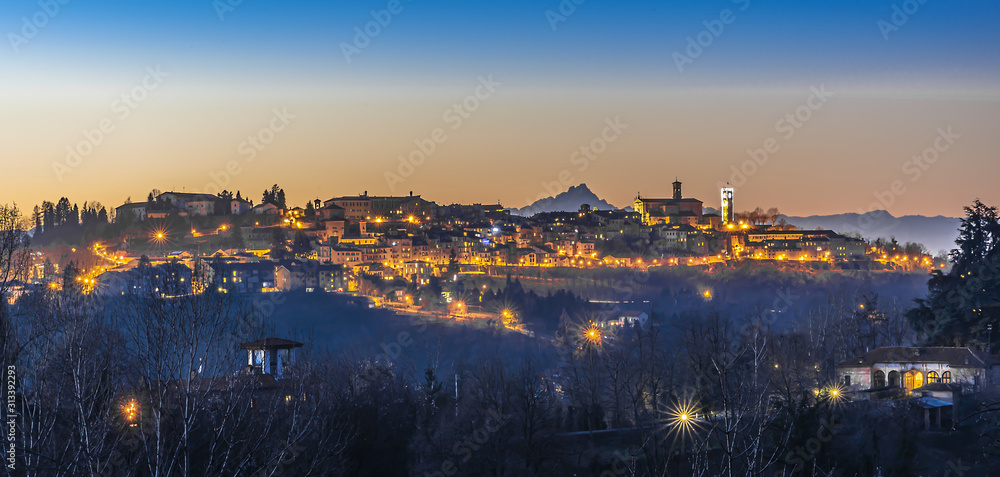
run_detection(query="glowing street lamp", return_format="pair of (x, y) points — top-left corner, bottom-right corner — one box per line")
(664, 396), (703, 444)
(581, 324), (602, 347)
(121, 397), (140, 426)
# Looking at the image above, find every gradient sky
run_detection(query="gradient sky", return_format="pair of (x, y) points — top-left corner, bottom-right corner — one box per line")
(2, 0), (999, 218)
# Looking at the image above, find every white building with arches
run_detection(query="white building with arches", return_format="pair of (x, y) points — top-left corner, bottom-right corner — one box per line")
(837, 347), (1000, 402)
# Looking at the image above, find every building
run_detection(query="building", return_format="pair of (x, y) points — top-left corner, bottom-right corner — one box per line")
(251, 203), (281, 215)
(231, 198), (252, 215)
(241, 338), (303, 379)
(721, 187), (734, 224)
(115, 202), (148, 222)
(99, 262), (192, 297)
(157, 192), (226, 216)
(274, 260), (344, 292)
(634, 180), (704, 226)
(837, 347), (1000, 401)
(596, 310), (650, 328)
(319, 245), (362, 265)
(324, 191), (436, 223)
(744, 230), (867, 261)
(324, 194), (372, 221)
(210, 260), (276, 293)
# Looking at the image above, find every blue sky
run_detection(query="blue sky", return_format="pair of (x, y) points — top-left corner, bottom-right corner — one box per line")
(6, 0), (997, 92)
(2, 0), (999, 216)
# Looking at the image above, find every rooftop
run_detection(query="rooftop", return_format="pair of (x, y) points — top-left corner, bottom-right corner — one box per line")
(240, 338), (304, 350)
(838, 347), (993, 368)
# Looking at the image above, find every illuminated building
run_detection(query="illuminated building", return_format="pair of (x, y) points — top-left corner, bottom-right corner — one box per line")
(837, 347), (1000, 409)
(633, 179), (704, 226)
(744, 230), (866, 261)
(241, 338), (303, 379)
(721, 187), (734, 224)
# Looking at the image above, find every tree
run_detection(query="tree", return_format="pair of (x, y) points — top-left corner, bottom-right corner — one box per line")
(62, 261), (82, 294)
(43, 257), (56, 278)
(32, 205), (42, 233)
(56, 197), (72, 226)
(291, 231), (312, 257)
(270, 227), (291, 260)
(766, 207), (780, 226)
(0, 205), (30, 362)
(305, 201), (315, 220)
(42, 201), (55, 233)
(908, 200), (1000, 349)
(262, 184), (286, 209)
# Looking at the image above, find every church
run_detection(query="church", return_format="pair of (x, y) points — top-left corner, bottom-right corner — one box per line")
(633, 179), (704, 226)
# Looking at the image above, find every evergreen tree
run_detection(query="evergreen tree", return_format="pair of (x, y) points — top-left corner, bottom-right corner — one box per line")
(55, 198), (71, 226)
(291, 231), (311, 257)
(42, 257), (56, 278)
(32, 205), (41, 233)
(908, 200), (1000, 349)
(270, 227), (290, 260)
(41, 201), (54, 233)
(61, 261), (81, 293)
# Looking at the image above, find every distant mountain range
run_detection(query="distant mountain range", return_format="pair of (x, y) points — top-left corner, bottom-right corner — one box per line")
(783, 211), (961, 255)
(509, 184), (619, 216)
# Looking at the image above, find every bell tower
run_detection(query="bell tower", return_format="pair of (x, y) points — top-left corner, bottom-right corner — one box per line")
(672, 178), (682, 200)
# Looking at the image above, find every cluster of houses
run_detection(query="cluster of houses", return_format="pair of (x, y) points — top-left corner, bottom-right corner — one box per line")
(108, 186), (874, 290)
(99, 256), (345, 296)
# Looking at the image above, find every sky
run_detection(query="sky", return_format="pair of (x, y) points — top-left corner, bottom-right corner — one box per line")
(2, 0), (999, 218)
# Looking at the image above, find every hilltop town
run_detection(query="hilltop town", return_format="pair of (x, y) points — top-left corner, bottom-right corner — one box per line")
(22, 181), (942, 307)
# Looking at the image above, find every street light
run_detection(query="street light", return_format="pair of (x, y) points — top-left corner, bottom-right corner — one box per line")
(581, 324), (602, 347)
(121, 397), (140, 427)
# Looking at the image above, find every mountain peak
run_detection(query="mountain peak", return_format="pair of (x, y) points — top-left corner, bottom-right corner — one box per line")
(510, 183), (618, 216)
